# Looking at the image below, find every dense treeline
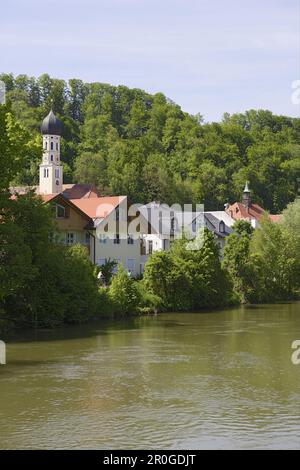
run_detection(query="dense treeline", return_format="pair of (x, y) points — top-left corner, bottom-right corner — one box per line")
(1, 73), (300, 212)
(1, 77), (300, 332)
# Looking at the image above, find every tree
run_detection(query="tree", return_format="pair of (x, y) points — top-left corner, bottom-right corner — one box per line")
(250, 215), (300, 301)
(143, 250), (190, 310)
(1, 73), (300, 211)
(223, 221), (256, 303)
(0, 104), (30, 190)
(223, 212), (300, 304)
(0, 105), (104, 330)
(98, 259), (118, 285)
(109, 266), (141, 316)
(74, 151), (108, 190)
(143, 230), (235, 311)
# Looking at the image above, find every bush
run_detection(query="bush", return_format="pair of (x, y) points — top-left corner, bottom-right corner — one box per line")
(108, 266), (141, 316)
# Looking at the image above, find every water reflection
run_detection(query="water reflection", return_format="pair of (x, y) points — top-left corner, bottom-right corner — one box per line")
(0, 303), (300, 449)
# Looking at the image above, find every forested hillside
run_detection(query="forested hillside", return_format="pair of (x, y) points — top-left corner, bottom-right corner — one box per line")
(1, 73), (300, 211)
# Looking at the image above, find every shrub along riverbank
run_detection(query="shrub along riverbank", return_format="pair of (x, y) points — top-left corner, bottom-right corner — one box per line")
(1, 197), (300, 332)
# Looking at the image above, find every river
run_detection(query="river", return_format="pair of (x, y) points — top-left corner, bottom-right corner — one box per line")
(0, 303), (300, 449)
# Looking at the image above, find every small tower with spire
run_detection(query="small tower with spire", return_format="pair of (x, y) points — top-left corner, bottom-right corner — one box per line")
(39, 110), (63, 195)
(242, 181), (251, 208)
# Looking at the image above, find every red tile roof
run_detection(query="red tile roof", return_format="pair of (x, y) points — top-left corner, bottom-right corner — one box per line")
(61, 184), (101, 199)
(226, 202), (281, 223)
(70, 196), (126, 219)
(40, 194), (58, 203)
(10, 184), (101, 200)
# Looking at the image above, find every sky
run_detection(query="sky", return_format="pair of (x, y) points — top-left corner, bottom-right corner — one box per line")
(0, 0), (299, 121)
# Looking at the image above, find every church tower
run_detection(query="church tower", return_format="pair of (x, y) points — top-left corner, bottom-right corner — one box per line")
(39, 110), (63, 195)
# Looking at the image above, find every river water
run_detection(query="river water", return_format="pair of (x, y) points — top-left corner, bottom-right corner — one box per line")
(0, 303), (300, 449)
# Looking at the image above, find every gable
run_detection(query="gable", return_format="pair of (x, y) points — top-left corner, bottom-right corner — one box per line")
(47, 195), (92, 231)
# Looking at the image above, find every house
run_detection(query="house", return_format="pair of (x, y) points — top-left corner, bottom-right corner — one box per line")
(11, 110), (142, 276)
(137, 202), (235, 270)
(176, 210), (234, 251)
(225, 182), (281, 228)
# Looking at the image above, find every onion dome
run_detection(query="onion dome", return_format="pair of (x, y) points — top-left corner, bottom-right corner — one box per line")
(41, 109), (63, 136)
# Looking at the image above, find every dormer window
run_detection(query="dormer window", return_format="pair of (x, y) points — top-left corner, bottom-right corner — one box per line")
(56, 204), (66, 219)
(219, 221), (225, 233)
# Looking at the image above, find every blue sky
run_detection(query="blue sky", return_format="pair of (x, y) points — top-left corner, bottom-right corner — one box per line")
(1, 0), (299, 121)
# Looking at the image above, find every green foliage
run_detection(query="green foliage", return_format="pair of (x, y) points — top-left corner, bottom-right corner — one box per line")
(143, 230), (236, 311)
(223, 204), (300, 303)
(58, 244), (100, 323)
(1, 193), (101, 327)
(223, 227), (256, 303)
(143, 250), (189, 310)
(250, 215), (300, 301)
(1, 74), (299, 210)
(232, 219), (254, 235)
(0, 108), (103, 329)
(108, 266), (141, 316)
(2, 76), (300, 327)
(98, 259), (118, 285)
(136, 282), (164, 314)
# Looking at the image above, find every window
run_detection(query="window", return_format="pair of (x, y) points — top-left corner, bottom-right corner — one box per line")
(97, 258), (106, 266)
(45, 141), (48, 150)
(51, 142), (54, 150)
(170, 214), (176, 234)
(66, 232), (75, 245)
(55, 169), (59, 178)
(219, 221), (225, 233)
(99, 234), (107, 244)
(47, 169), (49, 177)
(112, 260), (120, 273)
(85, 232), (91, 245)
(51, 155), (54, 162)
(44, 168), (47, 178)
(56, 143), (59, 150)
(163, 239), (169, 250)
(113, 234), (120, 244)
(56, 204), (65, 219)
(148, 240), (153, 254)
(127, 258), (135, 272)
(127, 235), (134, 245)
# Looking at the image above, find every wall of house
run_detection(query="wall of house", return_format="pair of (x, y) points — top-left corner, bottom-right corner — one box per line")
(51, 200), (93, 260)
(94, 234), (142, 276)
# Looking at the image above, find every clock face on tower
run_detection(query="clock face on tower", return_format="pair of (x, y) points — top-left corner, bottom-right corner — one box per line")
(56, 180), (60, 186)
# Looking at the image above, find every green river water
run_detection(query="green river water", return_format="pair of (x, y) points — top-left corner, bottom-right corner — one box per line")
(0, 303), (300, 449)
